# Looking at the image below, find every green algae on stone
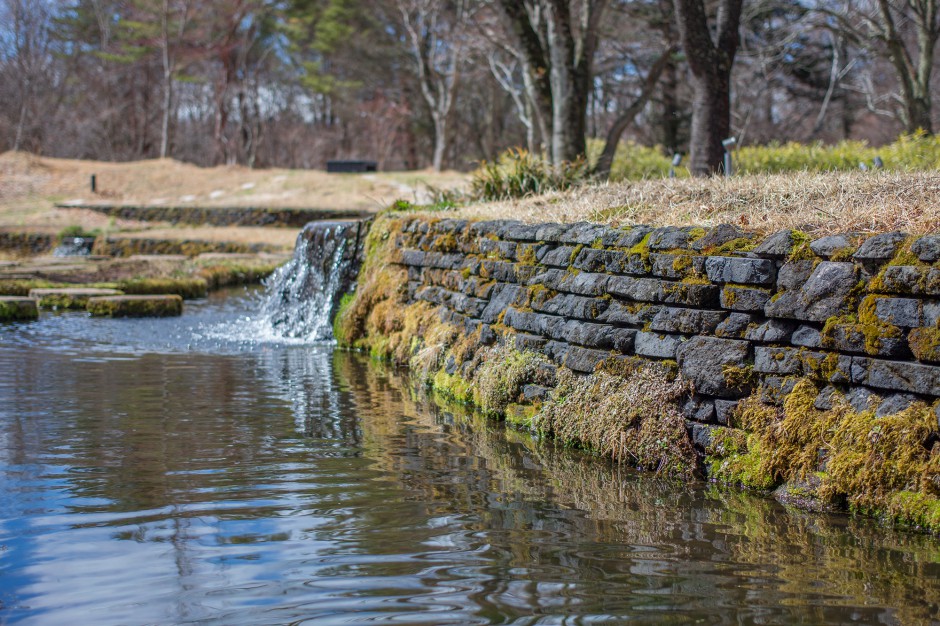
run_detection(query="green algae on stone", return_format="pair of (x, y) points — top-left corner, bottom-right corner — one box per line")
(87, 294), (183, 318)
(30, 287), (124, 309)
(117, 277), (208, 299)
(0, 297), (39, 321)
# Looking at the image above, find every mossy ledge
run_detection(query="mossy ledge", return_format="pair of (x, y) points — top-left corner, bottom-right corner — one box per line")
(87, 295), (183, 318)
(330, 213), (940, 533)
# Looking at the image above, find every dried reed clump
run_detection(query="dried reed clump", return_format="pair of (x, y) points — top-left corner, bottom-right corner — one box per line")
(452, 171), (940, 236)
(536, 361), (696, 479)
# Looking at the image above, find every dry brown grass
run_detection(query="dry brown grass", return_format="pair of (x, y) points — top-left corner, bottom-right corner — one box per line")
(0, 150), (467, 230)
(454, 170), (940, 236)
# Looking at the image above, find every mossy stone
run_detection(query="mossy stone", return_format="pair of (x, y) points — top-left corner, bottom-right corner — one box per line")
(30, 287), (123, 309)
(117, 278), (208, 299)
(87, 295), (183, 318)
(0, 297), (39, 321)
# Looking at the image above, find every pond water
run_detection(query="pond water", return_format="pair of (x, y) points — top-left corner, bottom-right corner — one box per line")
(1, 290), (939, 625)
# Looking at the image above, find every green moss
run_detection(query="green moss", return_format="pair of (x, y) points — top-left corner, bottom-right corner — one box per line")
(909, 327), (940, 362)
(716, 376), (940, 532)
(820, 314), (903, 356)
(117, 277), (208, 299)
(628, 232), (652, 259)
(672, 254), (693, 273)
(569, 244), (585, 266)
(787, 230), (817, 262)
(702, 237), (756, 256)
(0, 298), (38, 321)
(87, 295), (183, 317)
(472, 343), (546, 415)
(0, 279), (59, 296)
(830, 246), (857, 262)
(432, 370), (474, 404)
(708, 434), (777, 490)
(505, 402), (540, 428)
(332, 292), (356, 344)
(590, 237), (604, 250)
(518, 244), (538, 266)
(722, 364), (756, 393)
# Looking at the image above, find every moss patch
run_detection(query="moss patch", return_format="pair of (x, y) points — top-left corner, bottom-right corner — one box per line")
(909, 327), (940, 362)
(87, 295), (183, 317)
(710, 378), (940, 532)
(117, 277), (208, 299)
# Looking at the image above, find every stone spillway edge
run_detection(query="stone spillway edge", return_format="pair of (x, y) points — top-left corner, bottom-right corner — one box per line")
(87, 295), (183, 317)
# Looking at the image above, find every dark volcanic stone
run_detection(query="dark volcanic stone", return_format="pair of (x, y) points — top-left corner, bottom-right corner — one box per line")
(854, 231), (907, 261)
(911, 234), (940, 262)
(810, 235), (852, 257)
(753, 230), (795, 258)
(676, 336), (751, 397)
(714, 312), (754, 339)
(745, 319), (795, 343)
(764, 261), (858, 322)
(705, 256), (776, 285)
(692, 224), (752, 252)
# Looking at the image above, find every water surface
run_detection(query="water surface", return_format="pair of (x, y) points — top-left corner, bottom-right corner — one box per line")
(1, 291), (939, 625)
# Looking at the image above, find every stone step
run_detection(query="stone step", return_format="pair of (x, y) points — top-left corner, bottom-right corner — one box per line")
(0, 296), (39, 321)
(29, 287), (124, 309)
(87, 295), (183, 318)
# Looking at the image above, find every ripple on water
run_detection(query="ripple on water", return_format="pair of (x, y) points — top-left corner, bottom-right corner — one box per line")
(1, 290), (939, 625)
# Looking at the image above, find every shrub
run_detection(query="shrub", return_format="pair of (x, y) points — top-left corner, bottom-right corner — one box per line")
(469, 148), (589, 201)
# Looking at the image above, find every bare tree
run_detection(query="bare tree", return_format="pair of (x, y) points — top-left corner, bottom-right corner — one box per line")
(820, 0), (938, 134)
(494, 0), (609, 166)
(2, 0), (56, 151)
(397, 0), (470, 171)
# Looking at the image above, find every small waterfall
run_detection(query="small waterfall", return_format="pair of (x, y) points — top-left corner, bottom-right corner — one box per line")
(53, 236), (94, 257)
(259, 220), (364, 341)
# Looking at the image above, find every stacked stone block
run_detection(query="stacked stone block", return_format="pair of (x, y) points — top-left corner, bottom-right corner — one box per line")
(391, 217), (940, 430)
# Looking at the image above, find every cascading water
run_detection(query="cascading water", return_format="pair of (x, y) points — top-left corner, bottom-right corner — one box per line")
(257, 220), (364, 341)
(53, 236), (94, 257)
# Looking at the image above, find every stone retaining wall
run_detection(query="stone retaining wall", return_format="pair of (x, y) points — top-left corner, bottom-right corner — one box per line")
(390, 217), (940, 431)
(91, 236), (284, 257)
(0, 231), (55, 256)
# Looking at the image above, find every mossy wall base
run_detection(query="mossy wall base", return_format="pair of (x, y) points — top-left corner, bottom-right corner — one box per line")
(333, 214), (940, 532)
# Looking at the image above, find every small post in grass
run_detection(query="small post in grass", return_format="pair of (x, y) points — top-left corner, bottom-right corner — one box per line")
(90, 174), (97, 193)
(669, 153), (682, 178)
(721, 137), (737, 177)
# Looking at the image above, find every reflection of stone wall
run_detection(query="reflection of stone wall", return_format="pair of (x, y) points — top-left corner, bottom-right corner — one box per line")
(389, 217), (940, 433)
(60, 204), (370, 227)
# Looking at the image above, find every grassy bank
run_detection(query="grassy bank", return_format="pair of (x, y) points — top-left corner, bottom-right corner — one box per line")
(452, 170), (940, 237)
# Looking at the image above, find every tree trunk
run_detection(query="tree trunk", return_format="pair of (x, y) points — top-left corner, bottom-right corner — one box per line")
(431, 114), (447, 171)
(688, 70), (731, 175)
(902, 96), (933, 134)
(673, 0), (742, 176)
(594, 48), (675, 179)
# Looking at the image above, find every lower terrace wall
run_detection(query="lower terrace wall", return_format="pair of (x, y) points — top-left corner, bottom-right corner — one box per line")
(335, 213), (940, 531)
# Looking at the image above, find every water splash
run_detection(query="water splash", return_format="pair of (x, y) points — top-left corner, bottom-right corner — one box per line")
(257, 221), (362, 341)
(53, 237), (94, 257)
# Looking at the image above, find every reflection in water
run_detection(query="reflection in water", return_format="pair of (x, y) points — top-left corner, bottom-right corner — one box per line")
(0, 299), (939, 625)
